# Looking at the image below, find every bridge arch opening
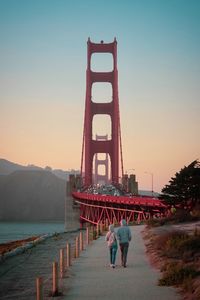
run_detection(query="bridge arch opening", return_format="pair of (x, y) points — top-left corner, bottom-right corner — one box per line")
(92, 82), (112, 103)
(92, 153), (110, 185)
(92, 115), (111, 140)
(97, 153), (106, 160)
(98, 164), (106, 176)
(91, 53), (113, 72)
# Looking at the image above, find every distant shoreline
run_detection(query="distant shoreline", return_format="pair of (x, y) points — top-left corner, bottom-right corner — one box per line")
(0, 236), (40, 255)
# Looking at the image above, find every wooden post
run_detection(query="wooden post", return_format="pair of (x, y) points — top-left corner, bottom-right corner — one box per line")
(79, 231), (83, 251)
(73, 243), (76, 259)
(100, 222), (104, 234)
(36, 277), (43, 300)
(86, 227), (89, 245)
(59, 249), (64, 278)
(105, 218), (109, 231)
(90, 226), (93, 241)
(96, 223), (99, 238)
(92, 225), (97, 240)
(137, 213), (141, 224)
(75, 236), (79, 258)
(52, 262), (58, 296)
(66, 242), (71, 267)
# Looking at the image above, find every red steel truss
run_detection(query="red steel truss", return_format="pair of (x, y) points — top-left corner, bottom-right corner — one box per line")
(72, 192), (167, 225)
(76, 201), (151, 225)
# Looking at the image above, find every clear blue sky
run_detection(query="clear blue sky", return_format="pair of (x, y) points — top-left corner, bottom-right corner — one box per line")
(0, 0), (199, 192)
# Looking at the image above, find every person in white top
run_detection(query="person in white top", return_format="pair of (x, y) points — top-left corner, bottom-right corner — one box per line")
(105, 224), (118, 268)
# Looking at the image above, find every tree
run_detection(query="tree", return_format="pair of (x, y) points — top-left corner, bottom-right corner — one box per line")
(161, 160), (200, 207)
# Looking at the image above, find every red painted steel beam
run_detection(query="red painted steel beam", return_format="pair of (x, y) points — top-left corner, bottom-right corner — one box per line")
(89, 40), (116, 54)
(77, 200), (150, 225)
(72, 192), (167, 208)
(91, 102), (113, 115)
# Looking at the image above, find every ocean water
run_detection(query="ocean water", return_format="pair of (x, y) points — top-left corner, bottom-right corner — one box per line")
(0, 221), (65, 244)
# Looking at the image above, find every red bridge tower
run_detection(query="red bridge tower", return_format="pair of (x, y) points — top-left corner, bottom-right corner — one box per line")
(81, 38), (123, 187)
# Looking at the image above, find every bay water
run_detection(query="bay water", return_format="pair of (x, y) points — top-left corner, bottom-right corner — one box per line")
(0, 221), (65, 244)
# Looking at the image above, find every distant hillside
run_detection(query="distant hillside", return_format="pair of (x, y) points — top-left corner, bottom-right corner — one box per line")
(0, 158), (79, 181)
(0, 159), (43, 175)
(0, 159), (25, 175)
(0, 170), (66, 221)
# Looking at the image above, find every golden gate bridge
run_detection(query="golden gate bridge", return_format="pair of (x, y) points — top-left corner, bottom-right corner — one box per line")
(68, 38), (167, 225)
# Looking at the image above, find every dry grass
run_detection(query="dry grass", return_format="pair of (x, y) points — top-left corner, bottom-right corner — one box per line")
(146, 208), (200, 228)
(159, 262), (199, 286)
(144, 227), (200, 300)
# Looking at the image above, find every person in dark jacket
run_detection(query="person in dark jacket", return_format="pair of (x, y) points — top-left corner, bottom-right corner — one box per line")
(117, 219), (131, 267)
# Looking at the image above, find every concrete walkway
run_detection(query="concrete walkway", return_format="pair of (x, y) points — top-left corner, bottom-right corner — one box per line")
(62, 225), (180, 300)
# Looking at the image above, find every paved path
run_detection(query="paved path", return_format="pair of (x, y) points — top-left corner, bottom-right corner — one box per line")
(62, 225), (180, 300)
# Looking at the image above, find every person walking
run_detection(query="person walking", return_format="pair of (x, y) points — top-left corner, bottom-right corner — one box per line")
(117, 219), (131, 268)
(105, 224), (118, 268)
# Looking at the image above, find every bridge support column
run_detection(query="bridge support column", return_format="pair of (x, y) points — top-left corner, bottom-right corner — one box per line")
(81, 38), (123, 187)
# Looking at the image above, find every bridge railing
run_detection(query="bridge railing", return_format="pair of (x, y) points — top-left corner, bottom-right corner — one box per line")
(72, 191), (167, 208)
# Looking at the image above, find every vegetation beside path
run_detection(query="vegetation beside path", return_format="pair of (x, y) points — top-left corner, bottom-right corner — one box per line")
(144, 211), (200, 300)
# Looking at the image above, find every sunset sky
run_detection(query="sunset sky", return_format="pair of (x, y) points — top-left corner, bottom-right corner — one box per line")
(0, 0), (199, 192)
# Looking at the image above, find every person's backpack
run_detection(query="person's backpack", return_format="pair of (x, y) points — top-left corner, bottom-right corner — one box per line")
(108, 232), (117, 247)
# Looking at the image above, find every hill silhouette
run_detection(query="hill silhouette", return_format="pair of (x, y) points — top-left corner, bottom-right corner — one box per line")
(0, 159), (42, 175)
(0, 170), (66, 221)
(0, 158), (79, 181)
(0, 159), (160, 222)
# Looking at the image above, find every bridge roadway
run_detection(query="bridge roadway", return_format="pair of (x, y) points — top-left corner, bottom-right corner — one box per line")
(62, 225), (180, 300)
